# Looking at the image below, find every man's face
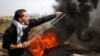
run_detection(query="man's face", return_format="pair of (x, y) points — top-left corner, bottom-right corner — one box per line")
(19, 12), (29, 24)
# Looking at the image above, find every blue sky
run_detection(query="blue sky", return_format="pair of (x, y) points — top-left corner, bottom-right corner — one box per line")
(0, 0), (58, 16)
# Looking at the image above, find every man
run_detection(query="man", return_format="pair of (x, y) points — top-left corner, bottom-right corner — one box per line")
(2, 9), (62, 56)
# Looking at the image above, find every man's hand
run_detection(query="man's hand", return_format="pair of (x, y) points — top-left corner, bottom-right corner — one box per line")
(55, 12), (62, 17)
(17, 43), (24, 48)
(22, 41), (30, 48)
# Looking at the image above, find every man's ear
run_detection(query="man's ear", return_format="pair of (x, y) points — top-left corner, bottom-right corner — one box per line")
(19, 18), (22, 22)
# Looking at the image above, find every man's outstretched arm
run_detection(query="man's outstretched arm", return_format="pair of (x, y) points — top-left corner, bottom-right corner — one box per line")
(28, 12), (62, 28)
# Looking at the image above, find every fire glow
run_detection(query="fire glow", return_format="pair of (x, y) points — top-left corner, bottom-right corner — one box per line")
(28, 31), (59, 56)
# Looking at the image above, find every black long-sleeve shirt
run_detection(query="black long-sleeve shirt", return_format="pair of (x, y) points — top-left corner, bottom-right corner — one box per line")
(2, 14), (56, 50)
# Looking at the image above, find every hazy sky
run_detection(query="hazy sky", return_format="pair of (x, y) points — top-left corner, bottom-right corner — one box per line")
(0, 0), (58, 16)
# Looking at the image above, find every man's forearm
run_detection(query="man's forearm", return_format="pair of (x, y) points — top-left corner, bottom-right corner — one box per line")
(10, 44), (23, 49)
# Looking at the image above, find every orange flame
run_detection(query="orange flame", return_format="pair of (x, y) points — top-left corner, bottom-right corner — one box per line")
(28, 31), (59, 56)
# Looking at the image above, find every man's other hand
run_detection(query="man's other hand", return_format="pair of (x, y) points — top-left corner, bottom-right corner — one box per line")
(22, 41), (30, 48)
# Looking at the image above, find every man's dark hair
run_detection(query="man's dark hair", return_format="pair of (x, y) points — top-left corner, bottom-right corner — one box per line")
(14, 9), (26, 21)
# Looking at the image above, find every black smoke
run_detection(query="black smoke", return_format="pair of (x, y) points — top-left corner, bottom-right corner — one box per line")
(52, 0), (99, 43)
(45, 0), (100, 56)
